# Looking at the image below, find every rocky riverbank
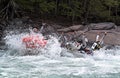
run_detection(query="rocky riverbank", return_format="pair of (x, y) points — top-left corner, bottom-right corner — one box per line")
(0, 18), (120, 50)
(57, 23), (120, 46)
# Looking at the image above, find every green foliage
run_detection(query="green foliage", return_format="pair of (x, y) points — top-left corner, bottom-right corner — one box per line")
(89, 0), (108, 18)
(0, 0), (19, 19)
(0, 0), (120, 24)
(39, 1), (55, 14)
(104, 0), (119, 7)
(15, 0), (34, 11)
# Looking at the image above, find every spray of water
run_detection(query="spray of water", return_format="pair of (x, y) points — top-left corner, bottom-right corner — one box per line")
(3, 28), (120, 58)
(1, 29), (120, 78)
(3, 29), (62, 57)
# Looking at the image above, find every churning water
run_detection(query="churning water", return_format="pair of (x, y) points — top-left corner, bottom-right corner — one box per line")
(0, 31), (120, 78)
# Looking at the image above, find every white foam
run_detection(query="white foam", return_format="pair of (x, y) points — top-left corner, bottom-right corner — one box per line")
(4, 30), (62, 57)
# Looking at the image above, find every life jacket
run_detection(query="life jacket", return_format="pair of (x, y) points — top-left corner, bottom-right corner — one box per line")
(91, 41), (101, 50)
(22, 35), (47, 48)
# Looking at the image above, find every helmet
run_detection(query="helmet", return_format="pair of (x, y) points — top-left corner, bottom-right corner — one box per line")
(104, 32), (107, 35)
(33, 28), (38, 32)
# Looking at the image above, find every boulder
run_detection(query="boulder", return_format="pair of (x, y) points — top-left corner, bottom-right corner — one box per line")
(42, 25), (56, 35)
(85, 30), (120, 45)
(115, 26), (120, 32)
(63, 29), (120, 46)
(57, 25), (84, 32)
(89, 22), (117, 30)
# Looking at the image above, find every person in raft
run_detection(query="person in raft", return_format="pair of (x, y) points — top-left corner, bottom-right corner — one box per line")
(22, 27), (47, 49)
(77, 33), (88, 51)
(76, 32), (93, 54)
(91, 32), (107, 50)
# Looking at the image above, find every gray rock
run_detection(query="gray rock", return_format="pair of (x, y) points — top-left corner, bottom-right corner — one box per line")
(89, 22), (116, 30)
(57, 25), (84, 32)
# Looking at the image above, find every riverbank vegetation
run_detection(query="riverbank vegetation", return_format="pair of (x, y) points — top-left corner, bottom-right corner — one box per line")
(0, 0), (120, 25)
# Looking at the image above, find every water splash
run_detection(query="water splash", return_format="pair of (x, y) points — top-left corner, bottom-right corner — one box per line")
(3, 29), (62, 57)
(0, 29), (120, 78)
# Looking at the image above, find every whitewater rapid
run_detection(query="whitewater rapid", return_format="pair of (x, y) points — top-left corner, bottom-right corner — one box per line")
(0, 31), (120, 78)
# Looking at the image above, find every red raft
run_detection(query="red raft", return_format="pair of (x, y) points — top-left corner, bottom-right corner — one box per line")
(22, 35), (47, 48)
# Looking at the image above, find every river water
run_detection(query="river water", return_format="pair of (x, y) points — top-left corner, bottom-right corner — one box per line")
(0, 32), (120, 78)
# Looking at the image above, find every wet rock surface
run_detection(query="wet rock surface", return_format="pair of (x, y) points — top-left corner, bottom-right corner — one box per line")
(57, 22), (120, 46)
(0, 18), (120, 50)
(88, 22), (117, 30)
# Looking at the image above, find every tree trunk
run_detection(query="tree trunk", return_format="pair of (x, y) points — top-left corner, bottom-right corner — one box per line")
(109, 6), (111, 17)
(72, 11), (75, 25)
(33, 0), (40, 17)
(83, 0), (91, 25)
(115, 6), (118, 16)
(55, 0), (60, 15)
(115, 6), (118, 24)
(69, 0), (75, 25)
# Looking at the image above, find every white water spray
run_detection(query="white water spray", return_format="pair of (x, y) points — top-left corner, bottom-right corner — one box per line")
(4, 29), (62, 57)
(1, 29), (120, 78)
